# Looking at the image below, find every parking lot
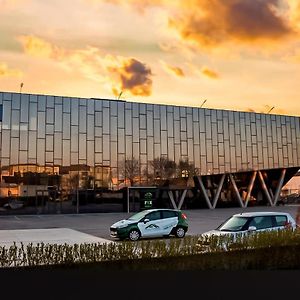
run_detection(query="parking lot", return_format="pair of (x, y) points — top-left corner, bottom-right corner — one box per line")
(0, 205), (299, 242)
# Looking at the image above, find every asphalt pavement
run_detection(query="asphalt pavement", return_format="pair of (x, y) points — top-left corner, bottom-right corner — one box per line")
(0, 205), (299, 241)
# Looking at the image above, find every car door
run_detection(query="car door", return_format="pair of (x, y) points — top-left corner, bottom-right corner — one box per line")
(272, 215), (288, 231)
(248, 216), (274, 233)
(160, 210), (178, 236)
(138, 211), (164, 238)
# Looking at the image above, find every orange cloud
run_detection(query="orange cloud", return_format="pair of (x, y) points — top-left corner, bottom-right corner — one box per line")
(160, 60), (185, 77)
(201, 67), (219, 79)
(168, 0), (294, 49)
(108, 57), (153, 96)
(0, 62), (22, 77)
(18, 35), (153, 97)
(18, 35), (66, 60)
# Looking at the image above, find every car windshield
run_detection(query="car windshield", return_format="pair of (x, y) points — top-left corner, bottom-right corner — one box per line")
(217, 216), (249, 232)
(127, 210), (150, 221)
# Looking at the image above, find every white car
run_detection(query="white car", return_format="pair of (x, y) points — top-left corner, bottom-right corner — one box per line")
(201, 211), (296, 238)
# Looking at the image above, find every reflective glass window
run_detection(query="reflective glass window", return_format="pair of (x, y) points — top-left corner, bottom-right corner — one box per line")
(87, 115), (94, 140)
(28, 131), (37, 159)
(37, 139), (45, 165)
(79, 106), (87, 133)
(79, 133), (87, 160)
(55, 105), (63, 132)
(46, 108), (54, 124)
(12, 93), (20, 109)
(2, 101), (11, 129)
(63, 113), (71, 139)
(71, 100), (79, 125)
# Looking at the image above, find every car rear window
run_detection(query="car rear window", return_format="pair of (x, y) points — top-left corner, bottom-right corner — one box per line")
(275, 215), (287, 227)
(162, 211), (177, 219)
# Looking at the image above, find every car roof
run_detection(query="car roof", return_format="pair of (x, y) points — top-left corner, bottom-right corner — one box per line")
(143, 208), (180, 213)
(233, 211), (290, 217)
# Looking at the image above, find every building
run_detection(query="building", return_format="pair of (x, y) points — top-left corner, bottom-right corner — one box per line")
(0, 91), (299, 214)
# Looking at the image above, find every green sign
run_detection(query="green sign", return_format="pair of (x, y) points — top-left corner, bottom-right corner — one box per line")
(144, 192), (153, 208)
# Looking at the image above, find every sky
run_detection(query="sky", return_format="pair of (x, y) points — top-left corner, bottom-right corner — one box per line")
(1, 0), (300, 116)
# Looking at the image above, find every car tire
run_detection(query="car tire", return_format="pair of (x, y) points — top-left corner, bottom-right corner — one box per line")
(128, 229), (141, 241)
(175, 226), (185, 238)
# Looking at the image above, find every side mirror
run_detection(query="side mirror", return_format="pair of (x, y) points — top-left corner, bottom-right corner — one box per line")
(248, 226), (257, 232)
(143, 218), (150, 224)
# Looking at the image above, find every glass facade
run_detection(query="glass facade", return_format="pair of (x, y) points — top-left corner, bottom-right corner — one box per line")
(0, 91), (299, 213)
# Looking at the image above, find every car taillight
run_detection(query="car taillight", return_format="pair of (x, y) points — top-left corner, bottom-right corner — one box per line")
(284, 221), (291, 228)
(181, 213), (187, 219)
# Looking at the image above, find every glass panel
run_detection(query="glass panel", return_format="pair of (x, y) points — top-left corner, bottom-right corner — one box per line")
(46, 124), (54, 135)
(63, 113), (71, 139)
(87, 115), (94, 140)
(161, 131), (167, 155)
(12, 93), (20, 109)
(37, 112), (45, 138)
(193, 123), (199, 144)
(160, 106), (167, 130)
(10, 138), (19, 164)
(79, 106), (87, 133)
(126, 136), (132, 158)
(11, 110), (20, 137)
(103, 107), (110, 134)
(117, 102), (125, 128)
(110, 116), (118, 142)
(46, 96), (54, 108)
(111, 142), (117, 167)
(55, 104), (63, 132)
(87, 99), (95, 115)
(95, 99), (102, 111)
(103, 135), (110, 161)
(147, 137), (154, 161)
(71, 126), (78, 152)
(46, 108), (54, 124)
(37, 139), (45, 165)
(87, 140), (95, 167)
(147, 111), (153, 136)
(118, 129), (125, 153)
(79, 133), (87, 160)
(20, 129), (28, 151)
(63, 97), (71, 113)
(29, 102), (38, 130)
(71, 100), (79, 125)
(132, 118), (139, 143)
(95, 137), (102, 153)
(54, 133), (62, 159)
(46, 135), (53, 151)
(28, 131), (37, 159)
(154, 120), (160, 144)
(187, 117), (193, 139)
(20, 95), (29, 123)
(38, 95), (46, 111)
(2, 101), (11, 129)
(62, 140), (70, 166)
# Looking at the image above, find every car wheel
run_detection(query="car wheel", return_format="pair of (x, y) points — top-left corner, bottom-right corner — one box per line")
(175, 226), (185, 238)
(128, 229), (141, 241)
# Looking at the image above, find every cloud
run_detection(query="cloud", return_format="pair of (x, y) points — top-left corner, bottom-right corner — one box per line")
(108, 57), (153, 96)
(0, 62), (22, 77)
(201, 67), (219, 79)
(168, 0), (294, 49)
(18, 35), (153, 97)
(160, 60), (185, 77)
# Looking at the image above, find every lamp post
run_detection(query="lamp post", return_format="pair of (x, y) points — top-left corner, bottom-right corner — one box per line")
(267, 106), (275, 114)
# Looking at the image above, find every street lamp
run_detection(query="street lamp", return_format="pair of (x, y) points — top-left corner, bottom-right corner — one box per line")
(267, 106), (275, 114)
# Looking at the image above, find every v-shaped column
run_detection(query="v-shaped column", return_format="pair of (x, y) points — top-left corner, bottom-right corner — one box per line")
(257, 169), (286, 206)
(167, 189), (188, 210)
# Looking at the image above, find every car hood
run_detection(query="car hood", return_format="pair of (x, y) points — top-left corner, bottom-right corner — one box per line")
(111, 219), (137, 228)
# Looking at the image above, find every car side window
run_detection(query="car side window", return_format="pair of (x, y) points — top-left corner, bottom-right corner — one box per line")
(162, 211), (177, 219)
(249, 216), (273, 229)
(147, 211), (161, 221)
(275, 215), (287, 227)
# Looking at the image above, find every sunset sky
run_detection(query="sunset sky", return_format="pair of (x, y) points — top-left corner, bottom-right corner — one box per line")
(1, 0), (300, 116)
